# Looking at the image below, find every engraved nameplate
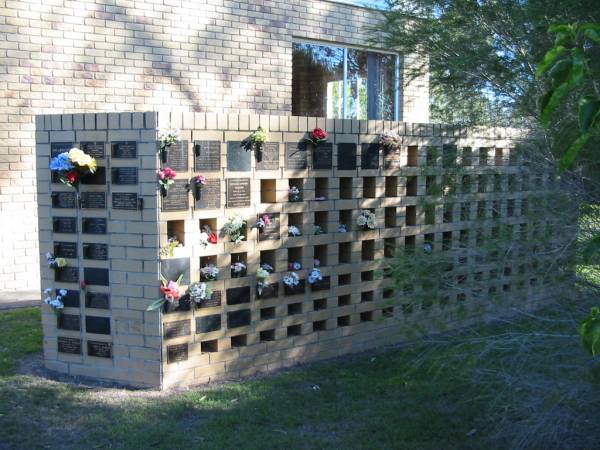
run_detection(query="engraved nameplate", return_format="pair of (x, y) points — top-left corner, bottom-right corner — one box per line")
(313, 143), (333, 170)
(85, 292), (110, 309)
(53, 217), (77, 234)
(57, 336), (81, 354)
(51, 192), (76, 209)
(83, 267), (109, 286)
(81, 218), (106, 234)
(197, 290), (222, 308)
(112, 192), (139, 210)
(258, 213), (280, 241)
(337, 143), (357, 170)
(57, 313), (80, 331)
(111, 141), (137, 159)
(164, 319), (191, 339)
(196, 314), (221, 333)
(85, 316), (111, 335)
(87, 340), (112, 358)
(226, 178), (251, 208)
(55, 266), (79, 283)
(256, 282), (279, 299)
(227, 309), (251, 329)
(51, 142), (72, 157)
(53, 241), (77, 259)
(286, 142), (308, 170)
(163, 140), (188, 171)
(226, 286), (251, 305)
(227, 141), (251, 171)
(83, 243), (108, 261)
(167, 343), (188, 363)
(80, 141), (105, 159)
(80, 192), (106, 209)
(256, 142), (279, 170)
(111, 167), (138, 185)
(361, 143), (380, 169)
(161, 180), (189, 211)
(194, 141), (221, 171)
(195, 178), (221, 209)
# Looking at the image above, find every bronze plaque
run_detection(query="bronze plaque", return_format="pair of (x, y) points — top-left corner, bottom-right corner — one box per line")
(194, 140), (221, 171)
(226, 178), (251, 208)
(195, 178), (221, 209)
(256, 142), (279, 170)
(87, 340), (112, 358)
(163, 140), (188, 171)
(161, 180), (189, 211)
(286, 142), (307, 170)
(163, 320), (191, 339)
(167, 343), (188, 363)
(57, 336), (81, 354)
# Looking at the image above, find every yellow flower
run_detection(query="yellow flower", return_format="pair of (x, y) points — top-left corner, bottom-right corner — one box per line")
(55, 258), (67, 267)
(68, 148), (97, 173)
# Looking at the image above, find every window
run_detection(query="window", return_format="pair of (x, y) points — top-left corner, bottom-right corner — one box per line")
(292, 42), (398, 120)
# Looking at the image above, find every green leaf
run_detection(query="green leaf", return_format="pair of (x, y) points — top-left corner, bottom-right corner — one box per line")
(146, 298), (165, 311)
(548, 24), (572, 34)
(536, 45), (567, 78)
(547, 59), (572, 86)
(579, 96), (600, 133)
(580, 307), (600, 356)
(582, 233), (600, 263)
(540, 56), (585, 127)
(559, 133), (591, 172)
(583, 28), (600, 45)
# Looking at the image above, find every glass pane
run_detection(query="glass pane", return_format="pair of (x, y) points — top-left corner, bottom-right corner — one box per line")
(292, 43), (344, 118)
(346, 49), (369, 120)
(375, 53), (396, 120)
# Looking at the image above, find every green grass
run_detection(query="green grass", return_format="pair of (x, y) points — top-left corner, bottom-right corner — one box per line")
(0, 306), (598, 449)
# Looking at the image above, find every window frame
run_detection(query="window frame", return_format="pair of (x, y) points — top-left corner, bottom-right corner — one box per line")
(293, 39), (401, 121)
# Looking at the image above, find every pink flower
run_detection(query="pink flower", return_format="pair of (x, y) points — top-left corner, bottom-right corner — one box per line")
(195, 175), (207, 185)
(311, 128), (328, 141)
(262, 214), (271, 226)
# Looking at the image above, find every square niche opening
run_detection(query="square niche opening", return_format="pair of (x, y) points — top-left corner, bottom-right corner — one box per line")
(385, 207), (396, 228)
(288, 247), (302, 265)
(260, 179), (277, 203)
(383, 288), (395, 299)
(443, 232), (453, 250)
(260, 307), (275, 320)
(167, 220), (185, 246)
(362, 240), (375, 261)
(339, 210), (352, 231)
(313, 298), (327, 310)
(288, 178), (303, 202)
(404, 235), (416, 254)
(313, 320), (327, 332)
(200, 218), (217, 237)
(260, 250), (276, 272)
(385, 176), (398, 197)
(443, 203), (453, 223)
(360, 311), (373, 322)
(425, 176), (437, 195)
(405, 206), (417, 226)
(201, 339), (218, 353)
(340, 177), (353, 199)
(361, 270), (374, 281)
(337, 315), (351, 327)
(426, 147), (438, 166)
(495, 148), (504, 166)
(384, 238), (396, 258)
(338, 273), (351, 286)
(478, 175), (488, 193)
(361, 291), (374, 302)
(382, 307), (394, 318)
(288, 212), (303, 234)
(363, 177), (376, 198)
(462, 147), (473, 166)
(200, 255), (218, 280)
(288, 302), (302, 315)
(424, 204), (436, 225)
(338, 294), (351, 306)
(479, 148), (489, 166)
(406, 176), (417, 196)
(231, 334), (247, 348)
(260, 329), (276, 342)
(338, 242), (351, 264)
(314, 245), (328, 266)
(315, 177), (328, 199)
(287, 324), (302, 337)
(407, 146), (418, 166)
(230, 252), (247, 278)
(314, 211), (328, 234)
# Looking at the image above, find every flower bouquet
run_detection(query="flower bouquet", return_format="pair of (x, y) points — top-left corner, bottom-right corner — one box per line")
(192, 174), (207, 199)
(223, 215), (247, 244)
(288, 225), (302, 237)
(199, 225), (217, 249)
(42, 288), (65, 313)
(158, 126), (181, 162)
(45, 252), (67, 269)
(308, 267), (323, 285)
(356, 209), (377, 230)
(157, 167), (176, 195)
(379, 131), (402, 152)
(314, 225), (325, 235)
(241, 126), (268, 152)
(283, 271), (304, 295)
(288, 186), (302, 202)
(338, 224), (348, 233)
(255, 214), (271, 230)
(201, 263), (219, 281)
(305, 128), (328, 146)
(160, 237), (181, 258)
(188, 282), (212, 306)
(231, 261), (247, 278)
(288, 261), (302, 271)
(50, 147), (97, 188)
(256, 264), (274, 296)
(146, 274), (184, 312)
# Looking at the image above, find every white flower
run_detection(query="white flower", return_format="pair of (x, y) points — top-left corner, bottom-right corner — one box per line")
(260, 263), (274, 272)
(288, 225), (302, 236)
(282, 272), (300, 287)
(357, 215), (367, 226)
(231, 261), (247, 273)
(43, 287), (52, 295)
(256, 267), (270, 280)
(199, 231), (210, 248)
(308, 268), (323, 284)
(338, 224), (348, 233)
(357, 210), (376, 229)
(201, 264), (219, 279)
(59, 289), (67, 296)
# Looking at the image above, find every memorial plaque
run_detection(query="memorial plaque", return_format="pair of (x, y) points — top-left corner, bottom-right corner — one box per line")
(195, 178), (221, 209)
(111, 167), (138, 185)
(284, 279), (306, 295)
(286, 142), (308, 170)
(337, 143), (357, 170)
(112, 192), (139, 210)
(57, 313), (81, 331)
(83, 268), (109, 286)
(226, 178), (251, 208)
(256, 142), (279, 170)
(58, 336), (81, 355)
(161, 180), (189, 211)
(227, 309), (251, 329)
(81, 141), (105, 159)
(55, 266), (79, 283)
(163, 320), (191, 339)
(160, 258), (190, 285)
(83, 243), (108, 261)
(53, 241), (77, 259)
(85, 292), (110, 309)
(59, 289), (80, 308)
(53, 217), (77, 234)
(80, 167), (106, 185)
(167, 343), (188, 363)
(87, 340), (112, 358)
(111, 141), (137, 159)
(51, 142), (72, 157)
(194, 141), (221, 171)
(256, 282), (279, 299)
(81, 218), (107, 235)
(85, 316), (111, 335)
(361, 143), (380, 169)
(226, 286), (251, 305)
(227, 141), (251, 171)
(384, 147), (401, 170)
(311, 276), (331, 292)
(51, 192), (76, 209)
(80, 192), (106, 209)
(258, 213), (280, 241)
(163, 140), (188, 171)
(196, 314), (221, 333)
(197, 290), (222, 308)
(313, 143), (333, 170)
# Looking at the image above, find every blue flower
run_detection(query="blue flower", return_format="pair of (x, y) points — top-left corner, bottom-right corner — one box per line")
(50, 152), (74, 171)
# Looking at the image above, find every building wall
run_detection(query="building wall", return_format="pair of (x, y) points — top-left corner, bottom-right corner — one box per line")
(0, 0), (429, 291)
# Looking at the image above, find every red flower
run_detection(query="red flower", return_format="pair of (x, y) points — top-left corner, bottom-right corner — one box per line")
(80, 281), (87, 290)
(208, 232), (217, 244)
(66, 170), (78, 184)
(311, 128), (328, 141)
(160, 285), (181, 301)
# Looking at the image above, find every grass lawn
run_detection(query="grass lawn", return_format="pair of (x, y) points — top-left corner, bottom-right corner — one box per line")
(0, 306), (598, 449)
